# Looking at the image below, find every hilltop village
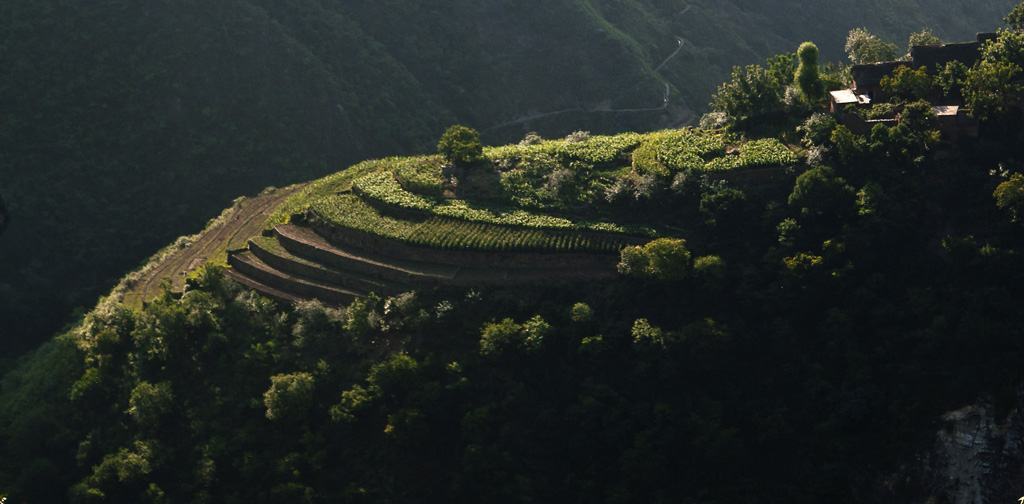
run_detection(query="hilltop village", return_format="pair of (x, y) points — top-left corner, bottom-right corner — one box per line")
(830, 32), (997, 139)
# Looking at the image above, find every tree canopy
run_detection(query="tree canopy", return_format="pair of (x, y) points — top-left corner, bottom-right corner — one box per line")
(881, 65), (935, 101)
(710, 53), (796, 124)
(437, 125), (484, 166)
(1006, 1), (1024, 31)
(618, 238), (692, 281)
(795, 41), (826, 104)
(964, 32), (1024, 118)
(845, 27), (900, 64)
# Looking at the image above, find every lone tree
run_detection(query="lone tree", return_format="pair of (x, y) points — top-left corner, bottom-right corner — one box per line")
(437, 124), (483, 166)
(795, 41), (825, 104)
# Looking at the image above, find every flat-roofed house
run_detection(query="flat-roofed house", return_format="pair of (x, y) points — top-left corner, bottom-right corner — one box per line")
(851, 61), (910, 103)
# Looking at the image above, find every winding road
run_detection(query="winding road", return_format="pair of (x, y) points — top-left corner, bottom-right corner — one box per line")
(486, 5), (693, 132)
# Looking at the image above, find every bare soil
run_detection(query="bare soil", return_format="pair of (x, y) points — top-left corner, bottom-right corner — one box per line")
(121, 184), (307, 308)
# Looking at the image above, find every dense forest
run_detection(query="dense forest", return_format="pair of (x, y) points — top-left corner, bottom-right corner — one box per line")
(1, 0), (1017, 356)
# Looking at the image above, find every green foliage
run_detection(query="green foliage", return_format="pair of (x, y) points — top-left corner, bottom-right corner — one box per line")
(366, 354), (420, 395)
(489, 132), (644, 166)
(788, 166), (856, 219)
(1006, 1), (1024, 31)
(12, 16), (1024, 504)
(700, 187), (748, 228)
(479, 316), (550, 356)
(908, 28), (943, 53)
(631, 318), (665, 347)
(937, 60), (970, 98)
(126, 382), (173, 429)
(438, 125), (484, 166)
(994, 172), (1024, 221)
(479, 318), (521, 356)
(900, 100), (940, 132)
(305, 129), (788, 257)
(799, 113), (838, 147)
(795, 41), (826, 104)
(962, 29), (1024, 119)
(570, 302), (595, 323)
(881, 65), (936, 100)
(782, 251), (824, 273)
(354, 171), (437, 212)
(632, 129), (726, 176)
(845, 27), (900, 64)
(965, 45), (1024, 119)
(831, 125), (867, 162)
(734, 138), (800, 167)
(692, 255), (726, 280)
(393, 156), (447, 198)
(866, 103), (941, 161)
(264, 372), (316, 422)
(5, 0), (1019, 356)
(313, 194), (631, 253)
(710, 53), (797, 123)
(618, 238), (692, 281)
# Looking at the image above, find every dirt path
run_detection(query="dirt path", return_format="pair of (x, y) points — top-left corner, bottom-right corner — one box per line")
(121, 184), (307, 308)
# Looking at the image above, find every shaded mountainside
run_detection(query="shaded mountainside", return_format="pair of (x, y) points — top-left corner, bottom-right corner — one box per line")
(9, 2), (1024, 502)
(4, 133), (1024, 503)
(0, 0), (1017, 354)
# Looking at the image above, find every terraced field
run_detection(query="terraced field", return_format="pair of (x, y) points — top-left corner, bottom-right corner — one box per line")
(121, 130), (795, 307)
(223, 218), (624, 306)
(121, 185), (307, 308)
(120, 179), (631, 309)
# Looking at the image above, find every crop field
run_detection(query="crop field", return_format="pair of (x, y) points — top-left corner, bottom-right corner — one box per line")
(352, 170), (652, 235)
(274, 126), (797, 253)
(311, 194), (632, 253)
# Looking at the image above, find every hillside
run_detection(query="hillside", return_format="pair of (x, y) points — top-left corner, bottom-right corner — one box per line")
(1, 0), (1018, 356)
(8, 15), (1024, 497)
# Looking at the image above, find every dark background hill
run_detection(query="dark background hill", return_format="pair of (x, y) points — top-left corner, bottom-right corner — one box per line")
(0, 0), (1015, 356)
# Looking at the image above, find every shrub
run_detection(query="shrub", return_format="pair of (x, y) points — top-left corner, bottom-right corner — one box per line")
(799, 113), (838, 147)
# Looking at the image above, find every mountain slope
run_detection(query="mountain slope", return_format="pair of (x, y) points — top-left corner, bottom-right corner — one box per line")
(0, 0), (1016, 354)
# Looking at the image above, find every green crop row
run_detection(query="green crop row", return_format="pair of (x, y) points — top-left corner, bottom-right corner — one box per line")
(311, 194), (628, 253)
(558, 132), (644, 164)
(700, 138), (797, 172)
(733, 138), (798, 167)
(350, 171), (651, 235)
(393, 155), (446, 196)
(633, 129), (727, 176)
(353, 171), (437, 211)
(484, 131), (643, 166)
